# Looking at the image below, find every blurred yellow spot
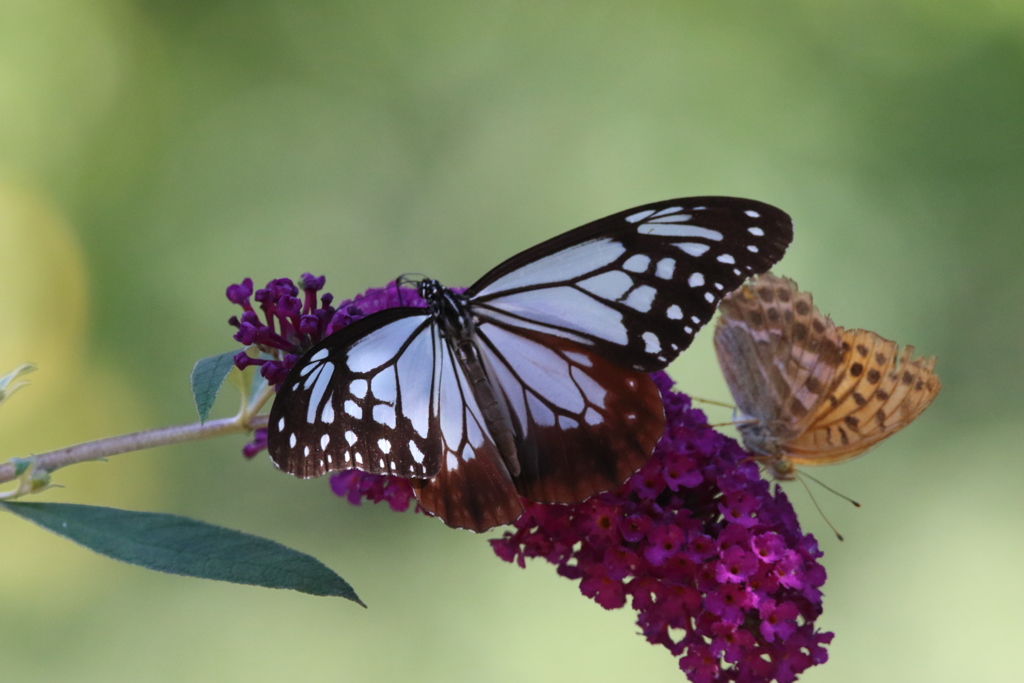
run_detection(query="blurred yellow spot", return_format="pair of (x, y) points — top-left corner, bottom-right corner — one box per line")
(0, 180), (162, 609)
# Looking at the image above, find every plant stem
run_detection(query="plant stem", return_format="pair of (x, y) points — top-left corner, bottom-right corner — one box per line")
(0, 414), (269, 486)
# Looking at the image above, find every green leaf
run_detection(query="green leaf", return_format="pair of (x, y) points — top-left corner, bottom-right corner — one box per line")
(0, 502), (364, 605)
(190, 351), (239, 423)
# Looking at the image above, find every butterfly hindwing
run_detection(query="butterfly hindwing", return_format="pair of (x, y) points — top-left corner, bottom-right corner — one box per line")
(469, 197), (793, 372)
(267, 307), (445, 480)
(785, 330), (941, 464)
(411, 340), (524, 531)
(475, 323), (665, 504)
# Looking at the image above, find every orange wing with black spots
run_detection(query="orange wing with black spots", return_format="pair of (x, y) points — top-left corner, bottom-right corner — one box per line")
(784, 330), (941, 465)
(714, 273), (941, 480)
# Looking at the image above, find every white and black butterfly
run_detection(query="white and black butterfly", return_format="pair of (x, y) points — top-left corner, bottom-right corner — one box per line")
(268, 197), (793, 531)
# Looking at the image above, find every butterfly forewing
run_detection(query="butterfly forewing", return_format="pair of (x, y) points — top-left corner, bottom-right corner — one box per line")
(714, 273), (845, 446)
(267, 308), (446, 479)
(469, 197), (793, 372)
(475, 323), (664, 504)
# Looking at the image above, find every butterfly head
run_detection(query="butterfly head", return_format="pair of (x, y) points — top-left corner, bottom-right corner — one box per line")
(733, 420), (787, 474)
(417, 277), (444, 303)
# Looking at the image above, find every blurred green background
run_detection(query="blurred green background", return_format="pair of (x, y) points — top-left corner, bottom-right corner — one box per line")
(2, 2), (1023, 681)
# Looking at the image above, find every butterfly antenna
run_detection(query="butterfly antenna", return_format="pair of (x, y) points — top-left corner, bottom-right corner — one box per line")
(708, 418), (759, 429)
(795, 474), (846, 542)
(394, 274), (421, 306)
(798, 470), (861, 508)
(689, 396), (737, 410)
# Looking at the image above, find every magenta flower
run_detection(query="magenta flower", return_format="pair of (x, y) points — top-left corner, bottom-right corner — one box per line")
(227, 276), (833, 682)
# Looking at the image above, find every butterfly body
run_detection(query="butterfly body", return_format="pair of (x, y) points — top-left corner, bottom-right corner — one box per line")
(714, 273), (941, 480)
(420, 278), (522, 477)
(268, 197), (794, 531)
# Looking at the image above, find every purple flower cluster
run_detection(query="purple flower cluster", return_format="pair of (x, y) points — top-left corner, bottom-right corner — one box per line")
(226, 276), (833, 681)
(491, 373), (831, 682)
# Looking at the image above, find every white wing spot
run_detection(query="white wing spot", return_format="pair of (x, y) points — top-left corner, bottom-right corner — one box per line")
(370, 371), (397, 404)
(310, 349), (329, 361)
(691, 316), (701, 324)
(579, 270), (634, 300)
(652, 206), (684, 217)
(733, 268), (743, 276)
(289, 433), (297, 449)
(684, 326), (693, 334)
(714, 282), (725, 291)
(355, 452), (363, 465)
(306, 362), (335, 423)
(643, 331), (661, 354)
(476, 238), (626, 297)
(655, 258), (675, 279)
(378, 458), (385, 468)
(565, 350), (593, 367)
(344, 400), (361, 419)
(704, 292), (716, 304)
(717, 253), (736, 264)
(303, 446), (310, 457)
(626, 209), (656, 223)
(326, 454), (333, 464)
(350, 379), (368, 398)
(623, 285), (657, 312)
(409, 441), (425, 464)
(321, 400), (335, 424)
(623, 254), (650, 273)
(688, 272), (705, 288)
(299, 363), (317, 378)
(378, 439), (391, 454)
(641, 224), (722, 240)
(373, 403), (397, 428)
(747, 245), (759, 253)
(647, 214), (695, 224)
(320, 434), (330, 450)
(667, 304), (684, 320)
(446, 453), (459, 470)
(676, 243), (710, 257)
(345, 430), (357, 445)
(584, 407), (602, 425)
(277, 418), (285, 431)
(745, 210), (761, 218)
(748, 227), (765, 236)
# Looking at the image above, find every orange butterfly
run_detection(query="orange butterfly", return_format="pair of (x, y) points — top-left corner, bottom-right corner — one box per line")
(713, 272), (940, 481)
